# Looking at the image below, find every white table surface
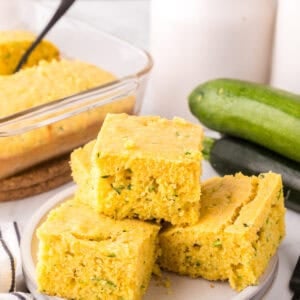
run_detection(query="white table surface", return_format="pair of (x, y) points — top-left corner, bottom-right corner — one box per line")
(0, 1), (299, 299)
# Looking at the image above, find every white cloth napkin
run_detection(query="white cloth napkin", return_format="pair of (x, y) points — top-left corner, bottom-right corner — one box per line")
(0, 222), (33, 300)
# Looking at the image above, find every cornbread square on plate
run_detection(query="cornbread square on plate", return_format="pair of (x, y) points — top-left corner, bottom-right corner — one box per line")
(36, 198), (160, 300)
(92, 113), (203, 226)
(159, 173), (285, 291)
(70, 140), (96, 204)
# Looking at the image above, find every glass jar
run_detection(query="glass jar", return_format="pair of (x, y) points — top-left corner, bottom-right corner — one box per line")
(145, 0), (277, 121)
(271, 0), (300, 93)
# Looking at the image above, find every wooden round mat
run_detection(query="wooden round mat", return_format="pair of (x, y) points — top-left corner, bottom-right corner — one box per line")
(0, 153), (72, 201)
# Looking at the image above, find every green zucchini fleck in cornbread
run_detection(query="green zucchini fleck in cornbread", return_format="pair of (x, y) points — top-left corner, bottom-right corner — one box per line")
(91, 113), (203, 226)
(0, 30), (59, 74)
(159, 172), (285, 291)
(37, 198), (160, 300)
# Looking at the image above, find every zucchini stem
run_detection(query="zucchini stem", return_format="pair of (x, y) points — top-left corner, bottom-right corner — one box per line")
(202, 137), (216, 161)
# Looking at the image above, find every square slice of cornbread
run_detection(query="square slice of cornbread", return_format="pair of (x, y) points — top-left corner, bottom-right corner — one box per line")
(37, 198), (160, 300)
(70, 140), (96, 204)
(91, 113), (203, 226)
(158, 172), (285, 291)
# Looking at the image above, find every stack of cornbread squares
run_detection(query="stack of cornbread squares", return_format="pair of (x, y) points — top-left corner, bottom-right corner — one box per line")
(36, 113), (285, 300)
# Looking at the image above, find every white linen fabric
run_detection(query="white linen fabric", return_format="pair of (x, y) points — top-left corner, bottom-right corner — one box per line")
(0, 222), (33, 300)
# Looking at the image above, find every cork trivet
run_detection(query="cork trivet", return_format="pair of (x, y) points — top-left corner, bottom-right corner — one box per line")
(0, 153), (72, 201)
(0, 171), (72, 202)
(0, 153), (71, 192)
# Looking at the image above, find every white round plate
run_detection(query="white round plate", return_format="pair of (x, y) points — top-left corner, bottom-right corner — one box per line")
(21, 184), (279, 300)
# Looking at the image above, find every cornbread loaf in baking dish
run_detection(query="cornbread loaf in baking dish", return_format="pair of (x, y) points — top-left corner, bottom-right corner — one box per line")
(91, 113), (203, 226)
(0, 60), (135, 180)
(36, 198), (160, 300)
(159, 172), (285, 291)
(0, 30), (59, 74)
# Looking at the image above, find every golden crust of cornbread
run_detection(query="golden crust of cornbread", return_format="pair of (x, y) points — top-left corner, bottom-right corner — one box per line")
(0, 60), (135, 179)
(91, 113), (203, 226)
(159, 172), (285, 291)
(0, 30), (59, 75)
(37, 198), (160, 300)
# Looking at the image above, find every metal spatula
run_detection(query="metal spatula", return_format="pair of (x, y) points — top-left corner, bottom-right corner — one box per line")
(14, 0), (76, 73)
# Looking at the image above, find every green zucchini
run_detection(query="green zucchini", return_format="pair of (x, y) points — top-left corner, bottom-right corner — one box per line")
(203, 136), (300, 212)
(189, 78), (300, 162)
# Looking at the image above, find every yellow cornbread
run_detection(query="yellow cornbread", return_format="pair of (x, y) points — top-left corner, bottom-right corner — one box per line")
(0, 60), (135, 179)
(91, 113), (203, 226)
(37, 198), (160, 300)
(70, 140), (96, 204)
(159, 173), (285, 291)
(0, 30), (59, 74)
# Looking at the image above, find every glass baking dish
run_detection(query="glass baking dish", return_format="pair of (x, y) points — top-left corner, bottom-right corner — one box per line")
(0, 1), (152, 181)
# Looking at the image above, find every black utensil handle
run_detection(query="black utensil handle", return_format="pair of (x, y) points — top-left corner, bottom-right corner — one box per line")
(290, 256), (300, 294)
(14, 0), (76, 72)
(292, 293), (300, 300)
